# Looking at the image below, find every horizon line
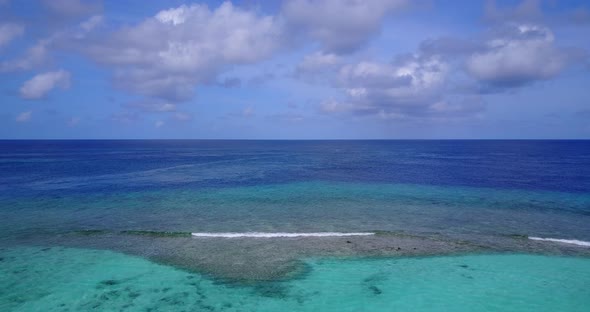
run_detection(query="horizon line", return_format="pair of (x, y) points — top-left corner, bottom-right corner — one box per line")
(0, 138), (589, 141)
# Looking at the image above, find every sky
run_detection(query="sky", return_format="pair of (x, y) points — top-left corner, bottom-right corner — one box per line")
(0, 0), (589, 139)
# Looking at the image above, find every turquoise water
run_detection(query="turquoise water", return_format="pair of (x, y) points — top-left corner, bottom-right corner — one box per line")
(1, 247), (589, 312)
(2, 140), (590, 310)
(2, 181), (590, 281)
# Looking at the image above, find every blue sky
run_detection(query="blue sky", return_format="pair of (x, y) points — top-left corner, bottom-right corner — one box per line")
(1, 0), (589, 139)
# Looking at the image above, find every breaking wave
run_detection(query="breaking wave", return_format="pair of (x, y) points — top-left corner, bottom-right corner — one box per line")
(528, 236), (590, 247)
(191, 232), (375, 238)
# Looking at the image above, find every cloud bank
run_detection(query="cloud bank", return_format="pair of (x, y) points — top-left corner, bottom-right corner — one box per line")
(1, 0), (588, 132)
(85, 2), (284, 102)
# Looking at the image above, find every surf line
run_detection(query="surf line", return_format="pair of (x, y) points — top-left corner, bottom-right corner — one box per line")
(528, 236), (590, 247)
(191, 232), (375, 238)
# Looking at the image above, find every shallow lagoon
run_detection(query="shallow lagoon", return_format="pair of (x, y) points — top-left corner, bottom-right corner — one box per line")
(1, 247), (589, 312)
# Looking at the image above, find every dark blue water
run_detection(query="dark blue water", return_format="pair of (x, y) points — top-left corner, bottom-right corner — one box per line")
(2, 140), (589, 196)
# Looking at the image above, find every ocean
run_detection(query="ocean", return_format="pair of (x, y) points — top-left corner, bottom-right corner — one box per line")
(1, 140), (589, 311)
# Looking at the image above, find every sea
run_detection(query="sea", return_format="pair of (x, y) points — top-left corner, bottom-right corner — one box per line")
(1, 140), (589, 311)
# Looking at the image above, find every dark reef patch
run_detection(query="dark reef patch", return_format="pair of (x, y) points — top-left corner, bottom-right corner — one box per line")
(368, 285), (382, 295)
(504, 234), (528, 239)
(251, 283), (291, 299)
(98, 279), (120, 287)
(73, 229), (110, 236)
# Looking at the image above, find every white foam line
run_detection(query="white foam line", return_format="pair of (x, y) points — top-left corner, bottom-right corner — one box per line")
(191, 232), (375, 238)
(529, 237), (590, 247)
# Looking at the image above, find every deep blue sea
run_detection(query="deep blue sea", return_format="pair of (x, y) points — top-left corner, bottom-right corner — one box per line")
(2, 140), (590, 194)
(1, 140), (589, 311)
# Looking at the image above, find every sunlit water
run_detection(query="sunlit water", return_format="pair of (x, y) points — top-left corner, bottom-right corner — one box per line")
(1, 247), (589, 312)
(1, 140), (589, 310)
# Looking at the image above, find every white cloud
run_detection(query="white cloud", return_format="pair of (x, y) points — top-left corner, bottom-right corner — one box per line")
(156, 103), (176, 112)
(338, 60), (414, 89)
(155, 6), (191, 25)
(0, 23), (24, 49)
(80, 15), (103, 32)
(126, 100), (176, 112)
(283, 0), (407, 53)
(1, 12), (106, 72)
(1, 39), (51, 72)
(16, 110), (32, 122)
(339, 55), (448, 103)
(86, 2), (284, 102)
(155, 120), (164, 128)
(291, 4), (578, 120)
(466, 24), (565, 86)
(316, 54), (484, 119)
(19, 70), (71, 99)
